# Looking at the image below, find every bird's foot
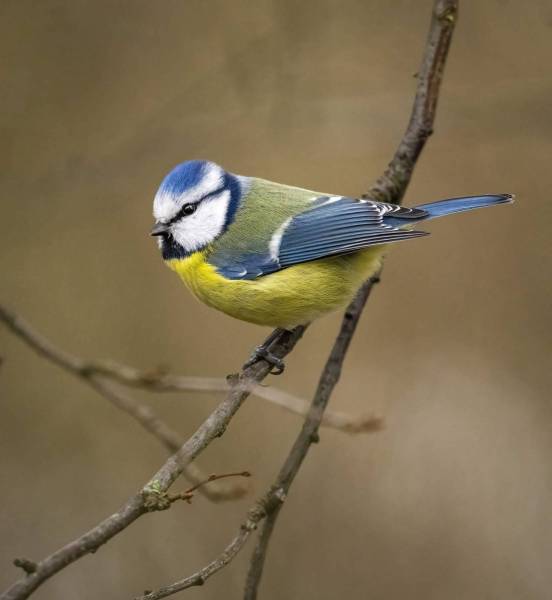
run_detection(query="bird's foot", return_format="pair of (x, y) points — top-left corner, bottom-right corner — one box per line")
(243, 328), (289, 375)
(243, 345), (285, 375)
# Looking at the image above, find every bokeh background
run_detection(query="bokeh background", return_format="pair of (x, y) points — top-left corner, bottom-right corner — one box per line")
(1, 1), (551, 598)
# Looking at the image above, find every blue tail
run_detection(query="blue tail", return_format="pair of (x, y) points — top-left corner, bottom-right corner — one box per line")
(414, 194), (513, 219)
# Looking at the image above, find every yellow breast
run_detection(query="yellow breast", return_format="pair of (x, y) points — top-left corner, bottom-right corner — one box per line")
(166, 248), (384, 328)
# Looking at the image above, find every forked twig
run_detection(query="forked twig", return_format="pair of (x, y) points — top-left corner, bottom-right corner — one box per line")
(167, 471), (252, 505)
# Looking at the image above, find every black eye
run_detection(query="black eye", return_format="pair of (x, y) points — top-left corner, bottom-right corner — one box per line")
(167, 202), (197, 226)
(182, 203), (196, 216)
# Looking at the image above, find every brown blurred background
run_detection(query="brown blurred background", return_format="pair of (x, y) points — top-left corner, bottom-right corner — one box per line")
(1, 1), (551, 598)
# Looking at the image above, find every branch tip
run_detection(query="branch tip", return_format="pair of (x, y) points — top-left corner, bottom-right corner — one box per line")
(167, 471), (253, 505)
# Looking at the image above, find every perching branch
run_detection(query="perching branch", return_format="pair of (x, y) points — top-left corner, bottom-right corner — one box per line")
(1, 1), (458, 598)
(135, 275), (380, 600)
(0, 322), (305, 600)
(139, 1), (460, 598)
(243, 2), (459, 596)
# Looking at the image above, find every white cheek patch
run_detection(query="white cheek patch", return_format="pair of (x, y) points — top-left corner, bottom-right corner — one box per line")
(153, 162), (225, 222)
(170, 190), (231, 253)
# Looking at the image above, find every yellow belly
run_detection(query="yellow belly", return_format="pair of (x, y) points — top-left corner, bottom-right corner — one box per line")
(166, 248), (384, 328)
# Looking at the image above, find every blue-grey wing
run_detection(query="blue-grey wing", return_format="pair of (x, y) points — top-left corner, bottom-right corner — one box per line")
(209, 196), (428, 281)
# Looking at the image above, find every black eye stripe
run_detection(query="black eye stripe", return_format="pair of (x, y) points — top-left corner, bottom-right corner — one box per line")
(167, 185), (226, 225)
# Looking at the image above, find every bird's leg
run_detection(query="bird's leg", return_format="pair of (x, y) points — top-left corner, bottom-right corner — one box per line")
(243, 328), (288, 375)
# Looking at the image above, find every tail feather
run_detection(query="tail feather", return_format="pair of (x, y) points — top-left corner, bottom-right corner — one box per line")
(414, 194), (514, 219)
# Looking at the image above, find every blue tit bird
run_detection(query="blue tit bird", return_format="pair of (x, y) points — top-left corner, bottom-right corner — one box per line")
(151, 160), (512, 371)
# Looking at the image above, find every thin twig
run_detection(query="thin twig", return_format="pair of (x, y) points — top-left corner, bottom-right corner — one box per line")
(67, 360), (383, 434)
(243, 2), (459, 596)
(0, 305), (247, 503)
(136, 502), (266, 600)
(167, 471), (252, 504)
(245, 382), (382, 433)
(0, 308), (378, 435)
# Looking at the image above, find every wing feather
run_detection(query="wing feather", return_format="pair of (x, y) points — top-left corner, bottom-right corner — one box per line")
(209, 196), (427, 280)
(277, 198), (427, 266)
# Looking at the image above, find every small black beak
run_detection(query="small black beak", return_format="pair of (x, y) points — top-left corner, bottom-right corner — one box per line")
(150, 222), (169, 236)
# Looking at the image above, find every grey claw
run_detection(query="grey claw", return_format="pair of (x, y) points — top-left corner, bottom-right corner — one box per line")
(243, 347), (285, 375)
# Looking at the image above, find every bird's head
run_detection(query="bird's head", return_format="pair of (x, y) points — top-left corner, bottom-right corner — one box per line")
(151, 160), (242, 260)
